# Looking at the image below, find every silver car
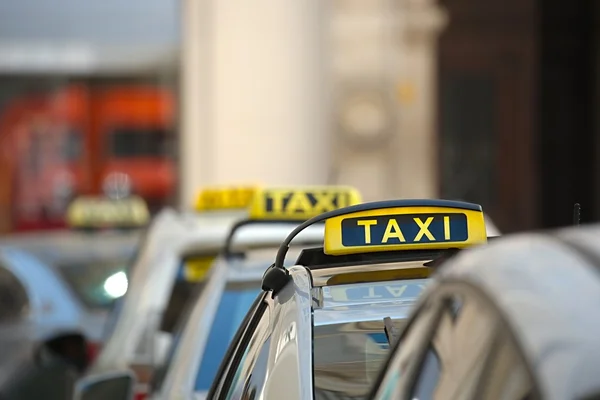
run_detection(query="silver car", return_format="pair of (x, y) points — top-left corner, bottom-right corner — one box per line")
(370, 223), (600, 400)
(151, 223), (326, 400)
(204, 199), (491, 399)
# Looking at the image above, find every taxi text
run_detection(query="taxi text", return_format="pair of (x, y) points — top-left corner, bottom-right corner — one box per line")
(197, 187), (256, 210)
(264, 191), (355, 216)
(340, 213), (468, 246)
(328, 282), (426, 302)
(70, 199), (148, 226)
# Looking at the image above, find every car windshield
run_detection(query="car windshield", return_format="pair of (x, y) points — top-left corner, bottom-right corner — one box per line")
(313, 280), (427, 399)
(57, 261), (129, 310)
(194, 281), (261, 391)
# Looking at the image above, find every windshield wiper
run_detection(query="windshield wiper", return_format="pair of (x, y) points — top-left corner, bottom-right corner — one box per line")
(383, 317), (400, 346)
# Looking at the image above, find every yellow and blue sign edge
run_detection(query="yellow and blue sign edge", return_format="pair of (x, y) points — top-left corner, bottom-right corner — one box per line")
(323, 199), (487, 256)
(194, 185), (261, 211)
(248, 186), (363, 221)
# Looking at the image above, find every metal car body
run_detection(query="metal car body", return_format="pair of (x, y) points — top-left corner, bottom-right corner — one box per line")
(83, 185), (364, 400)
(206, 199), (491, 400)
(151, 186), (365, 400)
(369, 224), (600, 400)
(151, 226), (325, 400)
(87, 209), (247, 386)
(88, 186), (264, 378)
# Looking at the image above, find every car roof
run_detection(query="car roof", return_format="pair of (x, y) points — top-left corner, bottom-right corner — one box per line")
(0, 230), (141, 265)
(432, 226), (600, 399)
(227, 223), (325, 253)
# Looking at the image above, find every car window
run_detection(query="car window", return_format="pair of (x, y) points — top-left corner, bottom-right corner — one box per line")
(313, 320), (403, 400)
(409, 293), (498, 400)
(160, 261), (207, 333)
(313, 280), (428, 400)
(0, 265), (29, 322)
(475, 327), (538, 400)
(195, 281), (262, 391)
(373, 298), (441, 400)
(222, 305), (271, 399)
(56, 260), (129, 310)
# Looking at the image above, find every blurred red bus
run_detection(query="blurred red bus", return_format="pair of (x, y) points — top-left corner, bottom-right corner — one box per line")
(0, 83), (176, 233)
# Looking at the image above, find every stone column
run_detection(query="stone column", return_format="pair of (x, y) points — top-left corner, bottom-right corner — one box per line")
(393, 0), (448, 199)
(179, 0), (328, 209)
(329, 0), (447, 201)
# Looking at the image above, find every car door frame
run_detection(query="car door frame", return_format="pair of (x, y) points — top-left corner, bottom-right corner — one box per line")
(206, 290), (271, 399)
(370, 280), (543, 399)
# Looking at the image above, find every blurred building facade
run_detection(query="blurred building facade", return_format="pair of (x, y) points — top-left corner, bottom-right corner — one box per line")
(2, 0), (600, 234)
(0, 0), (179, 234)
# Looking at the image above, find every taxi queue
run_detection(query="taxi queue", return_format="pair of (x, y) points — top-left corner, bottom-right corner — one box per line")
(0, 185), (598, 400)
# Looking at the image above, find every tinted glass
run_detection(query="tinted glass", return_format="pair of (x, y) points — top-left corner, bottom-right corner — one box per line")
(409, 295), (497, 400)
(313, 319), (405, 400)
(373, 298), (441, 399)
(313, 279), (428, 399)
(107, 127), (170, 157)
(476, 329), (536, 400)
(194, 281), (262, 391)
(223, 305), (270, 399)
(160, 267), (205, 334)
(57, 261), (129, 310)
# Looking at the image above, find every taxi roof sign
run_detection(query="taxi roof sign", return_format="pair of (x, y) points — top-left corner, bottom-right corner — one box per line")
(248, 186), (362, 221)
(194, 185), (260, 212)
(66, 195), (150, 229)
(323, 199), (487, 256)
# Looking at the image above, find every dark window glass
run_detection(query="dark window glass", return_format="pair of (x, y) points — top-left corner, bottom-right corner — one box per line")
(0, 266), (29, 322)
(223, 305), (270, 399)
(195, 281), (262, 391)
(160, 277), (204, 334)
(107, 127), (170, 158)
(410, 295), (497, 400)
(313, 320), (399, 400)
(476, 329), (537, 400)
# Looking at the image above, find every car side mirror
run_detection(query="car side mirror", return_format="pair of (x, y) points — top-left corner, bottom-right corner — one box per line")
(73, 371), (135, 400)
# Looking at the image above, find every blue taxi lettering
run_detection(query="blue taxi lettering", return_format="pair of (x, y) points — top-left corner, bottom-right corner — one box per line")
(265, 191), (351, 215)
(341, 213), (467, 247)
(329, 282), (426, 302)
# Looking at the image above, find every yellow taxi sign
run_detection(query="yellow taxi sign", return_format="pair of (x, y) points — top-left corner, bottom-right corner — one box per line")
(195, 185), (260, 211)
(66, 195), (150, 229)
(248, 186), (362, 221)
(324, 200), (486, 256)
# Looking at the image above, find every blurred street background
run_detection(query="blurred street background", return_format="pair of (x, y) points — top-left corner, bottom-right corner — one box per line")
(0, 0), (598, 235)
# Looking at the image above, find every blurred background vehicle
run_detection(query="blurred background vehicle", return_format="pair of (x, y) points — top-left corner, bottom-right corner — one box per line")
(0, 245), (102, 399)
(0, 84), (174, 232)
(0, 230), (141, 353)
